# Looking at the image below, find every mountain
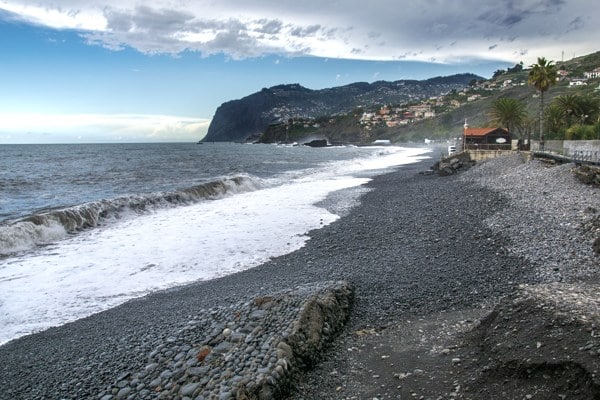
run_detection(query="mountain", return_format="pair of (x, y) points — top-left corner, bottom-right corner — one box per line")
(202, 74), (482, 142)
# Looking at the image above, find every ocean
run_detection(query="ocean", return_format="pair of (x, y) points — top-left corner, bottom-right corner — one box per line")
(0, 142), (430, 345)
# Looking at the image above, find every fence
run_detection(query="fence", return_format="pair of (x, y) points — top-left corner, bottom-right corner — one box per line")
(531, 140), (600, 165)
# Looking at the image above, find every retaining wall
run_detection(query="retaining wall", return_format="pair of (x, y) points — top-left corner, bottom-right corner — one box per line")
(467, 149), (514, 161)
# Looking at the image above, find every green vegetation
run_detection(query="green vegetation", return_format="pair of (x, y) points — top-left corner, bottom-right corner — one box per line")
(528, 57), (558, 145)
(545, 93), (600, 139)
(488, 97), (527, 134)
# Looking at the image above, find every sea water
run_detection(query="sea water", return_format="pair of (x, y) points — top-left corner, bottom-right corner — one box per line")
(0, 142), (430, 344)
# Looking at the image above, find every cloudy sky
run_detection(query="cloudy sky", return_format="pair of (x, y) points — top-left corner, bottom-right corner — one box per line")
(0, 0), (597, 143)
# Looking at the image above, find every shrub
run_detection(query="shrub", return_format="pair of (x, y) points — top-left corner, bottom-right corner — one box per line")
(565, 124), (596, 140)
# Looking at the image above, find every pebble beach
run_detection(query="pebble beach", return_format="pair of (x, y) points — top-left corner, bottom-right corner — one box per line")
(0, 152), (598, 400)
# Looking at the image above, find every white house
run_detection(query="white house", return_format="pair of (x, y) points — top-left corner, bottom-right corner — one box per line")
(569, 79), (588, 87)
(584, 67), (600, 79)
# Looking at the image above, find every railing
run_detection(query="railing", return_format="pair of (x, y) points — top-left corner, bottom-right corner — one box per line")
(571, 149), (600, 165)
(534, 150), (600, 166)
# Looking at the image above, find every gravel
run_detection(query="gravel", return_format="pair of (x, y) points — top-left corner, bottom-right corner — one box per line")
(0, 152), (597, 400)
(459, 154), (599, 282)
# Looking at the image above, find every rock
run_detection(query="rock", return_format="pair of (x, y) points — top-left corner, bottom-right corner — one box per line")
(572, 165), (600, 186)
(304, 139), (328, 148)
(434, 152), (474, 176)
(196, 346), (212, 362)
(276, 341), (293, 359)
(212, 341), (234, 354)
(593, 237), (600, 255)
(115, 387), (131, 400)
(180, 382), (200, 397)
(187, 366), (210, 376)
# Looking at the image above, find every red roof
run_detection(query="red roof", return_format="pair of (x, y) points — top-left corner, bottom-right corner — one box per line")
(465, 127), (506, 137)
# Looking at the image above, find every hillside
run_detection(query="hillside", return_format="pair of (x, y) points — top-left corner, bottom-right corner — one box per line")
(202, 74), (482, 142)
(393, 59), (600, 142)
(298, 51), (600, 144)
(202, 50), (600, 144)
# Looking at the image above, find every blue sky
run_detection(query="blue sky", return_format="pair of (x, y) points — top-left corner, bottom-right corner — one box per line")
(0, 0), (598, 143)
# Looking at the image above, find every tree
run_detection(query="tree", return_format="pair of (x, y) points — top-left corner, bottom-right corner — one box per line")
(492, 69), (506, 79)
(488, 97), (527, 136)
(544, 103), (566, 139)
(507, 62), (524, 73)
(548, 93), (600, 138)
(528, 57), (558, 148)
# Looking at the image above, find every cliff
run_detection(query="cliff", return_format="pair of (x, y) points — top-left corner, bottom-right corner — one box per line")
(203, 74), (482, 142)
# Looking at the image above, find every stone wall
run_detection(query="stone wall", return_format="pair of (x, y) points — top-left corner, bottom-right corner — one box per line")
(467, 149), (514, 162)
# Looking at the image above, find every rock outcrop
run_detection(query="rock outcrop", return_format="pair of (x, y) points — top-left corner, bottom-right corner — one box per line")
(431, 151), (475, 176)
(303, 139), (328, 148)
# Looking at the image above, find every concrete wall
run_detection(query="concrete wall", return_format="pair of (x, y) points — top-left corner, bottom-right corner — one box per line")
(531, 140), (600, 163)
(467, 149), (514, 161)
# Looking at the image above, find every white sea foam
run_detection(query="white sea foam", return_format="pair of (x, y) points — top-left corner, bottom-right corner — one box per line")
(0, 176), (262, 256)
(0, 146), (430, 345)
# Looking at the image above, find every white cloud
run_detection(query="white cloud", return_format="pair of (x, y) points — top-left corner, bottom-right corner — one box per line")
(1, 0), (598, 64)
(0, 113), (210, 143)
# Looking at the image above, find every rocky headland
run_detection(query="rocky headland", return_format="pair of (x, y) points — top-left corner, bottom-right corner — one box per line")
(202, 74), (481, 143)
(0, 153), (598, 400)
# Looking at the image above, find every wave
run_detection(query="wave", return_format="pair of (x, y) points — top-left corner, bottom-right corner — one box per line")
(0, 176), (261, 256)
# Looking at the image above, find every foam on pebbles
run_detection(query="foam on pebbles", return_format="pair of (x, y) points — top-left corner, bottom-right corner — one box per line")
(96, 281), (353, 400)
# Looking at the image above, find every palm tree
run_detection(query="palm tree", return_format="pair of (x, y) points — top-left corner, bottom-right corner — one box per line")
(528, 57), (558, 148)
(550, 93), (600, 137)
(489, 97), (527, 135)
(554, 94), (581, 127)
(544, 103), (567, 139)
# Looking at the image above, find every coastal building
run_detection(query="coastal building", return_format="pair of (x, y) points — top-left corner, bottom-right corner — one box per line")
(464, 127), (511, 149)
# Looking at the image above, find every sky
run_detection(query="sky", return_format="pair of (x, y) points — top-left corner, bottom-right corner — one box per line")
(0, 0), (598, 143)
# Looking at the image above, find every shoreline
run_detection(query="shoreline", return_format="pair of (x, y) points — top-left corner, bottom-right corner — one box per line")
(0, 155), (598, 399)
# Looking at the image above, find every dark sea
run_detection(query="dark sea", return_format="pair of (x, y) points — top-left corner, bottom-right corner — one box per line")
(0, 142), (430, 344)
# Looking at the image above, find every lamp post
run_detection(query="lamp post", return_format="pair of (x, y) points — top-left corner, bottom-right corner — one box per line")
(463, 119), (468, 152)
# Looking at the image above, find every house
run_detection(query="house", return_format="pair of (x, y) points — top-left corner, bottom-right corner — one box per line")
(378, 106), (391, 115)
(464, 127), (511, 147)
(569, 78), (588, 86)
(584, 67), (600, 79)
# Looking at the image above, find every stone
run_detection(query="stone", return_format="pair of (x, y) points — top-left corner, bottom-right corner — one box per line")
(180, 382), (200, 397)
(213, 341), (234, 354)
(115, 387), (132, 400)
(187, 366), (210, 376)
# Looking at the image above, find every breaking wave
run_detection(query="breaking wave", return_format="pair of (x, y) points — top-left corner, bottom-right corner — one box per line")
(0, 176), (261, 256)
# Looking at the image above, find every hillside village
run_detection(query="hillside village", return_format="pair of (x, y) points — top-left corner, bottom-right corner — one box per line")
(258, 52), (600, 145)
(344, 64), (600, 134)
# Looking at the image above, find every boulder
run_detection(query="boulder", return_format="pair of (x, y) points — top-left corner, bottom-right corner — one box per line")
(303, 139), (328, 148)
(572, 165), (600, 187)
(432, 152), (474, 176)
